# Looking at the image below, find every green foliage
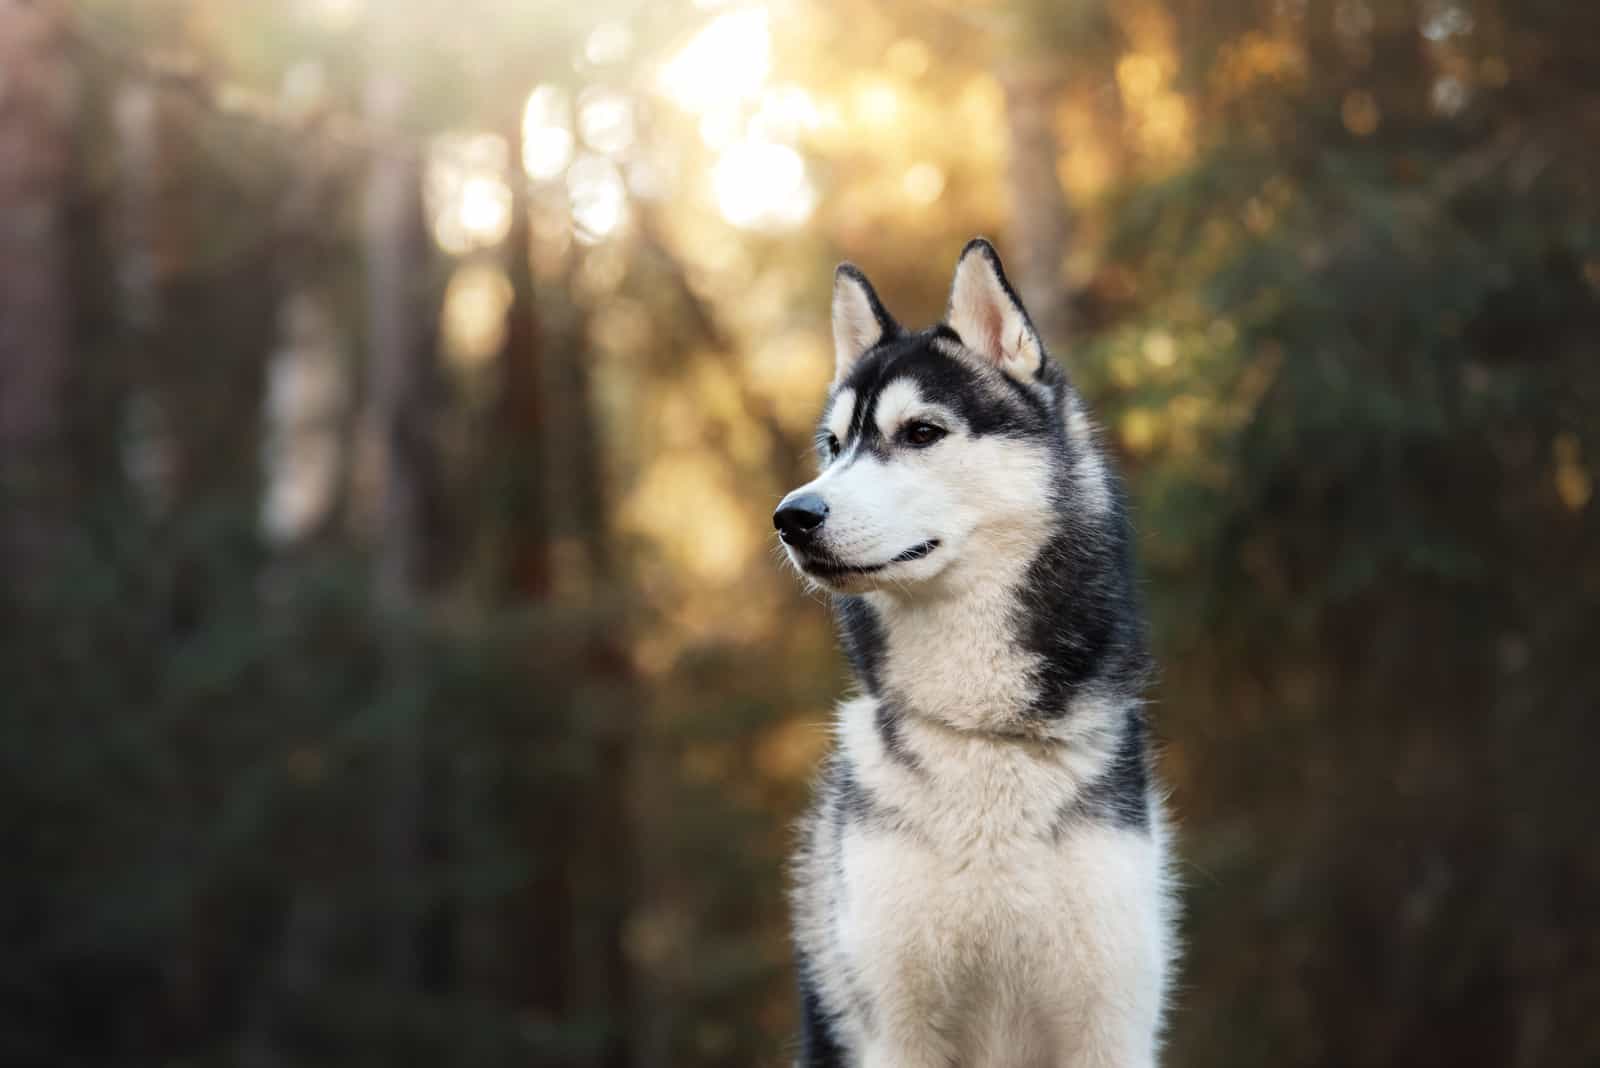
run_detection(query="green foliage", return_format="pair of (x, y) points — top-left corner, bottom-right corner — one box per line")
(1083, 23), (1600, 1065)
(0, 494), (614, 1065)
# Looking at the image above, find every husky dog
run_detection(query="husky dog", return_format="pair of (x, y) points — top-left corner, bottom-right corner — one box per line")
(776, 240), (1175, 1067)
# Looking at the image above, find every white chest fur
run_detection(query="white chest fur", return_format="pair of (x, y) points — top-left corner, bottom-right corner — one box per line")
(811, 696), (1174, 1068)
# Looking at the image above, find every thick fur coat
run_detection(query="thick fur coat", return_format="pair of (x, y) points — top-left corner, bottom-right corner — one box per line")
(776, 240), (1176, 1067)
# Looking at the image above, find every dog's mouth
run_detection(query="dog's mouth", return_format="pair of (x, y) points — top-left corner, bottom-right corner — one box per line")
(795, 539), (940, 578)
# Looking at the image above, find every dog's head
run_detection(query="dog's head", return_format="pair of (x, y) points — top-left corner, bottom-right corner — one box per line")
(775, 239), (1089, 596)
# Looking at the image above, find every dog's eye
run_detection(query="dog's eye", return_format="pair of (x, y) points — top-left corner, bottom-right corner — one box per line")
(824, 433), (841, 458)
(902, 421), (947, 447)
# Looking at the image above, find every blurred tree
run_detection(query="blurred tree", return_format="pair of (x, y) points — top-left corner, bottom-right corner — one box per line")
(0, 0), (77, 587)
(1083, 3), (1600, 1064)
(1002, 65), (1074, 345)
(363, 61), (435, 994)
(997, 0), (1120, 348)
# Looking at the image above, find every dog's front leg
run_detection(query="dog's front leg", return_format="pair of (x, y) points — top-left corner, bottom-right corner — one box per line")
(853, 978), (957, 1068)
(1050, 999), (1160, 1068)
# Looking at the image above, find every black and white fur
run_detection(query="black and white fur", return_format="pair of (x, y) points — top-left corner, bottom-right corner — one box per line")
(776, 240), (1175, 1067)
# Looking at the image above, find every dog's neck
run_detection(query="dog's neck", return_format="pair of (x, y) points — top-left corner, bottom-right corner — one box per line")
(840, 511), (1144, 749)
(847, 546), (1057, 737)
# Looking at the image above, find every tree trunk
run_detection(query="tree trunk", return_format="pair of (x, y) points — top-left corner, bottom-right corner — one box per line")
(262, 130), (350, 547)
(113, 78), (275, 516)
(495, 146), (552, 601)
(549, 257), (633, 1068)
(490, 115), (579, 1039)
(1000, 66), (1073, 354)
(111, 83), (179, 516)
(364, 69), (434, 993)
(0, 0), (77, 589)
(1370, 0), (1432, 118)
(239, 123), (353, 1068)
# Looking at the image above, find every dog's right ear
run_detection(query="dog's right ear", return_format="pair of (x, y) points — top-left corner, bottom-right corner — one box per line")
(832, 264), (899, 381)
(945, 237), (1046, 383)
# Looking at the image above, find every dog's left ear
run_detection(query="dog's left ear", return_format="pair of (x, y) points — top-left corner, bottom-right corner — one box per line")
(832, 264), (900, 381)
(945, 238), (1045, 382)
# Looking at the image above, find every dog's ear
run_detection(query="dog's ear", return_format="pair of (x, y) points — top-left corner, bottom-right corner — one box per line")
(832, 264), (899, 381)
(945, 238), (1045, 382)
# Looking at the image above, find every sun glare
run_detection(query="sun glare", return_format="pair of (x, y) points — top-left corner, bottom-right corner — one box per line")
(522, 85), (575, 182)
(428, 133), (513, 255)
(584, 21), (633, 66)
(578, 88), (636, 157)
(296, 0), (362, 31)
(853, 80), (901, 126)
(459, 177), (511, 242)
(902, 161), (946, 205)
(568, 153), (629, 243)
(696, 102), (741, 151)
(660, 8), (771, 114)
(713, 138), (815, 230)
(442, 263), (513, 370)
(749, 85), (822, 141)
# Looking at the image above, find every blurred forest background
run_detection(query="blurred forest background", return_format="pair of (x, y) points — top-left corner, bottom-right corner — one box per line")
(1, 0), (1597, 1065)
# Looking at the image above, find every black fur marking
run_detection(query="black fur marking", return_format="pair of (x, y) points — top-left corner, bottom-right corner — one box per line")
(835, 596), (886, 695)
(826, 753), (917, 842)
(1052, 705), (1152, 836)
(830, 756), (885, 828)
(797, 539), (940, 580)
(841, 962), (878, 1034)
(1005, 394), (1153, 720)
(993, 363), (1055, 421)
(875, 698), (921, 773)
(831, 329), (1050, 457)
(842, 378), (874, 445)
(1016, 478), (1154, 720)
(796, 951), (851, 1067)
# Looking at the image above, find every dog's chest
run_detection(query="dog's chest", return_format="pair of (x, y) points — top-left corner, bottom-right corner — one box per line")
(834, 809), (1160, 1067)
(836, 719), (1108, 1005)
(818, 696), (1166, 1060)
(840, 809), (1075, 965)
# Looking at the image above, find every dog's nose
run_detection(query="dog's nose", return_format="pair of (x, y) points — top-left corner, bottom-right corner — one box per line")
(774, 492), (829, 544)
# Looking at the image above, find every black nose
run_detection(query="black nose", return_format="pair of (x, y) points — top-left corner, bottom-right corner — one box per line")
(774, 492), (828, 544)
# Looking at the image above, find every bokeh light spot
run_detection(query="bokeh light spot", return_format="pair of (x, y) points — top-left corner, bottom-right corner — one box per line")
(1342, 90), (1380, 135)
(902, 161), (946, 205)
(578, 88), (636, 156)
(584, 21), (633, 66)
(428, 132), (512, 254)
(713, 139), (815, 230)
(523, 85), (575, 181)
(568, 152), (629, 243)
(660, 8), (771, 114)
(442, 263), (512, 370)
